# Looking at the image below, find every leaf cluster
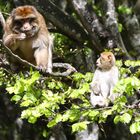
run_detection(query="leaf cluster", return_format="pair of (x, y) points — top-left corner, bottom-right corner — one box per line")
(0, 60), (140, 137)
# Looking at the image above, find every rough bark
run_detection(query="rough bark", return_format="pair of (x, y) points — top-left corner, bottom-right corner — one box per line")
(103, 0), (131, 58)
(68, 0), (103, 52)
(27, 0), (88, 45)
(49, 123), (67, 140)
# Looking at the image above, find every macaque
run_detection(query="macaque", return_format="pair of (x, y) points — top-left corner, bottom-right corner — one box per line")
(3, 5), (53, 73)
(90, 52), (119, 107)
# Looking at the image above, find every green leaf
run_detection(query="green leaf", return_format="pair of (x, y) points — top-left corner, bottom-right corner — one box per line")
(72, 121), (89, 133)
(118, 23), (123, 32)
(20, 100), (33, 107)
(47, 120), (56, 128)
(114, 113), (132, 124)
(102, 109), (113, 118)
(118, 6), (132, 14)
(62, 111), (70, 122)
(31, 72), (40, 82)
(47, 114), (62, 128)
(121, 113), (132, 124)
(69, 89), (82, 98)
(130, 122), (140, 134)
(84, 72), (93, 82)
(42, 129), (49, 138)
(21, 110), (32, 119)
(28, 116), (37, 124)
(6, 87), (15, 94)
(48, 81), (56, 89)
(68, 108), (81, 122)
(31, 109), (41, 117)
(22, 93), (37, 103)
(72, 73), (85, 81)
(88, 110), (99, 120)
(11, 95), (21, 102)
(55, 114), (62, 123)
(114, 115), (120, 124)
(82, 83), (90, 92)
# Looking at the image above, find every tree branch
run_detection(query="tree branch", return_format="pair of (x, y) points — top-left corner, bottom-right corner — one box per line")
(68, 0), (103, 52)
(27, 0), (88, 45)
(104, 0), (131, 58)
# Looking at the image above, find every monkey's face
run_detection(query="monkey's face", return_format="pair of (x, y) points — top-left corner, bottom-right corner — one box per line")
(96, 52), (115, 70)
(11, 6), (40, 38)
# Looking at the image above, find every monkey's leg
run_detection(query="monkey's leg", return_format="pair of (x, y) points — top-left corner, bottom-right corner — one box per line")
(34, 47), (52, 73)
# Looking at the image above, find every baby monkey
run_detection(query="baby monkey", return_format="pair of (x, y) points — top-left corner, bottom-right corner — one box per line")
(90, 52), (119, 107)
(3, 5), (53, 73)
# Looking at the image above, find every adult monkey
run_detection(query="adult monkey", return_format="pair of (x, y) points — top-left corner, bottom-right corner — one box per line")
(3, 5), (53, 73)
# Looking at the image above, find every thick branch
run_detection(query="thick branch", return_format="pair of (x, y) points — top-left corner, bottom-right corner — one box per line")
(27, 0), (88, 45)
(68, 0), (103, 52)
(104, 0), (131, 58)
(0, 41), (77, 76)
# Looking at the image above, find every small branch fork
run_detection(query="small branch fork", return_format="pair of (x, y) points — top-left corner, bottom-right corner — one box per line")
(0, 12), (77, 76)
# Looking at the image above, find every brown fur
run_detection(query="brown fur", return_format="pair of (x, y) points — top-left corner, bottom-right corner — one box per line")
(12, 6), (36, 18)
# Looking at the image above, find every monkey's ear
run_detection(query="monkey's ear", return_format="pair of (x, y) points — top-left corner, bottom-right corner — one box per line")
(11, 9), (16, 18)
(108, 55), (112, 60)
(100, 53), (104, 58)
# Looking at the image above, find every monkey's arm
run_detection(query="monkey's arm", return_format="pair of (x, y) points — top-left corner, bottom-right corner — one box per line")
(33, 34), (53, 73)
(34, 47), (52, 73)
(3, 33), (26, 50)
(3, 16), (26, 50)
(90, 70), (101, 95)
(108, 66), (119, 102)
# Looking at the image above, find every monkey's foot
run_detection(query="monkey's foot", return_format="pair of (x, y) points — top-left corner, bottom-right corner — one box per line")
(90, 94), (109, 107)
(37, 66), (52, 74)
(46, 67), (52, 74)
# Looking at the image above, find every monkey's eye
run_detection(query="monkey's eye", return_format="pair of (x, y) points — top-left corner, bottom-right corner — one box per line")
(14, 20), (22, 26)
(29, 18), (36, 23)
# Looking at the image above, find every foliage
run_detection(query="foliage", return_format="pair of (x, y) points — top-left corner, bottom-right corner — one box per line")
(54, 33), (77, 61)
(0, 0), (11, 13)
(0, 59), (138, 138)
(118, 5), (132, 15)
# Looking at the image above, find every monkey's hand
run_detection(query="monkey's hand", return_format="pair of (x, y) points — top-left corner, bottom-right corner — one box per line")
(3, 33), (26, 47)
(90, 82), (100, 95)
(27, 26), (40, 38)
(90, 93), (109, 107)
(17, 33), (26, 40)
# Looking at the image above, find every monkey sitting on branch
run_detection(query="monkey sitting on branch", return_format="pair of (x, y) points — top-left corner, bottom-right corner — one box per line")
(3, 5), (53, 73)
(0, 5), (76, 76)
(90, 52), (119, 107)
